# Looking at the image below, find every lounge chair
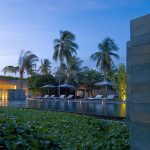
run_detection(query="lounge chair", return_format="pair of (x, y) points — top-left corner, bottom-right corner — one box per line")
(94, 95), (103, 100)
(106, 94), (115, 100)
(87, 95), (103, 100)
(66, 94), (74, 100)
(49, 95), (56, 99)
(42, 95), (49, 99)
(59, 95), (66, 100)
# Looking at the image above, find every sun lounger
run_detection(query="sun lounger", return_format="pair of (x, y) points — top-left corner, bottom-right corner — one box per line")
(59, 95), (66, 100)
(49, 95), (56, 99)
(66, 95), (74, 100)
(87, 95), (103, 100)
(87, 96), (93, 100)
(94, 95), (103, 100)
(42, 95), (49, 99)
(106, 95), (115, 100)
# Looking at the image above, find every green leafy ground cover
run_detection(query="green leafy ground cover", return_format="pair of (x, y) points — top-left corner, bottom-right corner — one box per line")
(0, 107), (129, 150)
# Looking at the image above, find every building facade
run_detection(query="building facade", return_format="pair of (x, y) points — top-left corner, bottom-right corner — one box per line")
(127, 14), (150, 149)
(0, 76), (28, 103)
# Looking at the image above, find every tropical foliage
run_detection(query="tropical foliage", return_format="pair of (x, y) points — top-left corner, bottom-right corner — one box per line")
(60, 56), (83, 84)
(0, 75), (24, 80)
(2, 33), (126, 100)
(0, 107), (129, 149)
(53, 31), (78, 95)
(90, 37), (119, 80)
(28, 74), (56, 96)
(2, 50), (39, 89)
(116, 64), (126, 100)
(39, 59), (51, 75)
(77, 67), (102, 87)
(53, 63), (67, 85)
(53, 31), (78, 65)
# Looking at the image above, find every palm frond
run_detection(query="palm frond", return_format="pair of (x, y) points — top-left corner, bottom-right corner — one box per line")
(39, 59), (51, 75)
(53, 44), (59, 61)
(53, 30), (78, 65)
(22, 52), (39, 75)
(90, 37), (119, 77)
(2, 66), (19, 75)
(109, 52), (119, 59)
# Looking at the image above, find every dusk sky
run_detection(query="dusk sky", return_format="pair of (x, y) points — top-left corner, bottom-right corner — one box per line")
(0, 0), (150, 75)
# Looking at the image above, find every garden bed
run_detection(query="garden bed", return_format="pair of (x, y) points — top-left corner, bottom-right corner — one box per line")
(0, 107), (129, 150)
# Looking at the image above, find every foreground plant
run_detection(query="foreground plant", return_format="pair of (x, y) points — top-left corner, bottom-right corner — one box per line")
(0, 107), (129, 150)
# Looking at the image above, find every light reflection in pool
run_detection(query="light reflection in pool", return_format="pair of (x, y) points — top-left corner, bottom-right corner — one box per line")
(26, 100), (126, 117)
(0, 99), (126, 117)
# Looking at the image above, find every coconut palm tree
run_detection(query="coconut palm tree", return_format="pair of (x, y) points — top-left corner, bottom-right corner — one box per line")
(53, 31), (78, 65)
(53, 31), (78, 95)
(39, 59), (51, 75)
(54, 63), (67, 84)
(65, 56), (83, 83)
(90, 37), (119, 80)
(2, 50), (39, 89)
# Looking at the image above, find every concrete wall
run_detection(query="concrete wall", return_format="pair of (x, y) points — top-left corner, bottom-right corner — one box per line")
(8, 89), (26, 101)
(127, 14), (150, 149)
(0, 89), (26, 101)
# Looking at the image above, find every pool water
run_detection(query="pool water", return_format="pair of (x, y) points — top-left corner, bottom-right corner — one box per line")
(0, 99), (126, 117)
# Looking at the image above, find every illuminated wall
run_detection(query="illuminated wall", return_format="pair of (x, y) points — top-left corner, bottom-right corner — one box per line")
(0, 80), (16, 102)
(0, 90), (8, 101)
(0, 84), (16, 90)
(0, 79), (28, 102)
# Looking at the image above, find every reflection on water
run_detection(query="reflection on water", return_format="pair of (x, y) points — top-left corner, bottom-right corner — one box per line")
(26, 100), (126, 117)
(0, 90), (8, 106)
(0, 100), (8, 106)
(0, 99), (126, 117)
(0, 90), (8, 101)
(0, 100), (26, 107)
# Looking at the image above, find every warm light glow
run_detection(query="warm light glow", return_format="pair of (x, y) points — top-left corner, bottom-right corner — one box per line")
(0, 90), (8, 106)
(119, 104), (126, 117)
(0, 83), (16, 105)
(0, 100), (7, 106)
(122, 94), (126, 101)
(117, 64), (126, 101)
(0, 84), (16, 89)
(24, 88), (28, 96)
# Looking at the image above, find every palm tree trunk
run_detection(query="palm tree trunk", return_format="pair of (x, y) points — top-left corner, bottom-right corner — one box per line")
(19, 72), (23, 90)
(66, 72), (70, 83)
(103, 67), (108, 98)
(103, 67), (107, 81)
(58, 61), (62, 97)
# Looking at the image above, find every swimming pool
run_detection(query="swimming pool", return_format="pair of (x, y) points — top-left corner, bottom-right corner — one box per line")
(1, 99), (126, 118)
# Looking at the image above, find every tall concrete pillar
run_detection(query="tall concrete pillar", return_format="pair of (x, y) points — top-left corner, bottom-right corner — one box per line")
(127, 14), (150, 149)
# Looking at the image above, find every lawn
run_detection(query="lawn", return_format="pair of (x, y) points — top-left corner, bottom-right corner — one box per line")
(0, 107), (129, 150)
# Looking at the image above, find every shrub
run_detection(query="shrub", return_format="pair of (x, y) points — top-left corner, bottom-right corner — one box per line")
(0, 107), (129, 150)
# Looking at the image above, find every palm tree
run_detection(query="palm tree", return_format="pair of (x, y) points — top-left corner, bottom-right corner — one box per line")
(2, 50), (39, 89)
(54, 63), (67, 84)
(90, 37), (119, 80)
(65, 56), (83, 83)
(53, 31), (78, 95)
(39, 59), (51, 75)
(53, 31), (78, 65)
